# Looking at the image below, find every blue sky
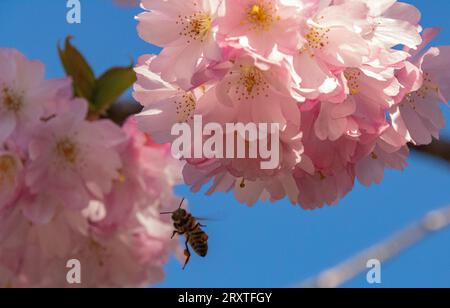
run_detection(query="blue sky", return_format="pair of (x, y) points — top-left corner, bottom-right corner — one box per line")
(1, 0), (449, 288)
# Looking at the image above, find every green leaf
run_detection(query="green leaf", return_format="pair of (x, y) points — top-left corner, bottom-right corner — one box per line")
(92, 65), (137, 114)
(58, 36), (96, 102)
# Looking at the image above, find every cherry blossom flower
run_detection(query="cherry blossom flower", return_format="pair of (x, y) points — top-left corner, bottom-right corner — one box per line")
(217, 0), (317, 55)
(136, 0), (224, 89)
(213, 48), (301, 127)
(391, 45), (450, 145)
(24, 100), (124, 222)
(68, 200), (178, 288)
(0, 90), (182, 288)
(0, 49), (59, 145)
(134, 55), (207, 143)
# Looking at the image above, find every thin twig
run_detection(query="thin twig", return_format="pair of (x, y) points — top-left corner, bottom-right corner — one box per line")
(105, 100), (143, 126)
(299, 205), (450, 288)
(412, 140), (450, 164)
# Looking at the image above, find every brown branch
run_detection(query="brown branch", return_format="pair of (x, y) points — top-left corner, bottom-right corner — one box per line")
(412, 139), (450, 164)
(104, 100), (143, 126)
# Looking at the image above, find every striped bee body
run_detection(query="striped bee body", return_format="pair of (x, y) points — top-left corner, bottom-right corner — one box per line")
(162, 199), (209, 269)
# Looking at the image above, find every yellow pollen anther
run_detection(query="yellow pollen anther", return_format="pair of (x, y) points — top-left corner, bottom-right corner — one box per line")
(245, 2), (279, 32)
(242, 67), (259, 94)
(174, 91), (196, 123)
(227, 65), (271, 102)
(2, 87), (22, 113)
(56, 139), (77, 164)
(300, 27), (330, 55)
(229, 65), (270, 101)
(404, 72), (440, 108)
(344, 69), (362, 96)
(245, 67), (265, 93)
(118, 173), (126, 183)
(0, 155), (17, 187)
(177, 12), (212, 43)
(350, 88), (360, 95)
(251, 5), (260, 14)
(227, 65), (271, 101)
(250, 5), (264, 20)
(319, 171), (326, 181)
(89, 239), (107, 267)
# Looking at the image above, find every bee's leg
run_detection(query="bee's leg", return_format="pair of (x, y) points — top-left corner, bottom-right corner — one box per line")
(183, 237), (191, 270)
(171, 231), (184, 239)
(191, 223), (206, 230)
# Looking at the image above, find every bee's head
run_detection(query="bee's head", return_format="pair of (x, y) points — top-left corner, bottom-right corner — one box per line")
(161, 198), (187, 218)
(172, 208), (187, 220)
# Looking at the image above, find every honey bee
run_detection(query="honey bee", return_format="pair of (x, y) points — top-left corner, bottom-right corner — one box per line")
(161, 198), (209, 270)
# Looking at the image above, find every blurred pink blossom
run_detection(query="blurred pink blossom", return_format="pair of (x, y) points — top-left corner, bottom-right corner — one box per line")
(0, 48), (182, 288)
(0, 49), (62, 145)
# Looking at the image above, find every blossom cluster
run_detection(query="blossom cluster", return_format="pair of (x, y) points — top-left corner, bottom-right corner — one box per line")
(134, 0), (450, 209)
(0, 48), (181, 287)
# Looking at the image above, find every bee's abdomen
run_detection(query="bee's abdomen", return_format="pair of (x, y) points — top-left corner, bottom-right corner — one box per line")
(189, 228), (209, 257)
(192, 241), (208, 257)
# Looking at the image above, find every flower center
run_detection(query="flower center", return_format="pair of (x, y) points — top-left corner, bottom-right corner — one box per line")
(246, 2), (279, 31)
(0, 155), (17, 187)
(118, 171), (126, 184)
(1, 87), (22, 113)
(88, 239), (108, 267)
(231, 65), (269, 101)
(344, 69), (362, 95)
(404, 73), (440, 107)
(175, 91), (196, 123)
(178, 12), (212, 43)
(300, 27), (330, 55)
(242, 66), (262, 94)
(56, 138), (77, 164)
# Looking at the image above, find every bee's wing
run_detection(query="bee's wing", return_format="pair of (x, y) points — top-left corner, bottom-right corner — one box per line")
(194, 210), (227, 222)
(194, 217), (220, 222)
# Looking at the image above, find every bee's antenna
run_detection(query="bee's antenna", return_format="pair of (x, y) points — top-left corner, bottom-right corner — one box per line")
(178, 198), (185, 209)
(160, 198), (186, 215)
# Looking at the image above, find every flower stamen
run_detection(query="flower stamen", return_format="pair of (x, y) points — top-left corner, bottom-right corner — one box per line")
(56, 139), (77, 164)
(344, 69), (362, 95)
(178, 12), (212, 43)
(230, 65), (270, 101)
(245, 1), (279, 32)
(300, 26), (330, 55)
(2, 87), (22, 113)
(0, 155), (17, 187)
(404, 73), (440, 109)
(175, 91), (196, 123)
